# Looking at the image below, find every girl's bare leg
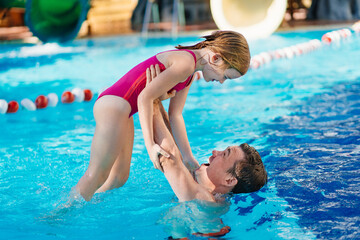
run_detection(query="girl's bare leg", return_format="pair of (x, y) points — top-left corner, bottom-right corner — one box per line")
(96, 117), (134, 193)
(75, 96), (133, 201)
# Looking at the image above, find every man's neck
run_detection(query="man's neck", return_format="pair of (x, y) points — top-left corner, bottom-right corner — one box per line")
(193, 168), (217, 194)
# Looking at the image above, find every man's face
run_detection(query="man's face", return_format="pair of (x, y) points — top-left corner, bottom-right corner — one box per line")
(196, 146), (245, 187)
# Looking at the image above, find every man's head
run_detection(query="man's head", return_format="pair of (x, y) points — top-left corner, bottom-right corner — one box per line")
(195, 143), (267, 194)
(227, 143), (267, 194)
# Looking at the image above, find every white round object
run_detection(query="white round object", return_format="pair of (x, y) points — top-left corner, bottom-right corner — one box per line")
(194, 71), (203, 80)
(20, 98), (37, 111)
(290, 46), (301, 56)
(275, 49), (285, 59)
(283, 47), (294, 59)
(344, 29), (352, 37)
(259, 52), (272, 64)
(250, 58), (260, 69)
(210, 0), (287, 40)
(0, 99), (8, 114)
(47, 93), (59, 107)
(71, 88), (85, 102)
(332, 31), (341, 42)
(310, 39), (322, 49)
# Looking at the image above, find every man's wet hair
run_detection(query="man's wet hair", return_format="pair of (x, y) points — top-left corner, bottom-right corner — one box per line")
(227, 143), (267, 194)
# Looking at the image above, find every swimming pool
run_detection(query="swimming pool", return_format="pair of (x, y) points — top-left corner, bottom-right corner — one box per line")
(0, 28), (359, 239)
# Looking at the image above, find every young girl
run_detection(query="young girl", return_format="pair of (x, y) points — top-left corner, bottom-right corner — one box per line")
(74, 30), (250, 201)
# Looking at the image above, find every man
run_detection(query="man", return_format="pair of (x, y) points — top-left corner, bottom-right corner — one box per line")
(152, 97), (267, 238)
(152, 98), (268, 203)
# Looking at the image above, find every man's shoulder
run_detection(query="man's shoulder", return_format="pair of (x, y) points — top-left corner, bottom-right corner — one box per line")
(194, 184), (215, 202)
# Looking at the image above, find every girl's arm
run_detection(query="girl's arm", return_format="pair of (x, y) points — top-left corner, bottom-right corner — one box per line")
(138, 57), (194, 171)
(153, 100), (214, 202)
(168, 75), (200, 172)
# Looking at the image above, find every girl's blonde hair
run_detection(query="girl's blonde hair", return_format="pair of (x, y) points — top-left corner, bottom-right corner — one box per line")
(176, 30), (251, 76)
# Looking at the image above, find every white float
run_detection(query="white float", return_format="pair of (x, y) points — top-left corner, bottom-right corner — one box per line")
(210, 0), (287, 40)
(0, 99), (8, 114)
(72, 88), (85, 102)
(47, 93), (59, 107)
(20, 98), (37, 111)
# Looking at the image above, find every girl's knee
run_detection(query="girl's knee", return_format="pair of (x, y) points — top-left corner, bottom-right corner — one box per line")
(98, 173), (129, 191)
(114, 171), (130, 188)
(85, 169), (110, 187)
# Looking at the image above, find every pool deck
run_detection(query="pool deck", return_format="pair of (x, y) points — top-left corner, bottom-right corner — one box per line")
(0, 19), (356, 44)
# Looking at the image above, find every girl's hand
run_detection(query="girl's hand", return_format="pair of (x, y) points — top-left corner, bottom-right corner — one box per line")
(146, 64), (176, 101)
(184, 156), (200, 172)
(150, 143), (170, 172)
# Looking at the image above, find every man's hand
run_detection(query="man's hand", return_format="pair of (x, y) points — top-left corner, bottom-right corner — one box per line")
(149, 143), (170, 172)
(146, 64), (176, 101)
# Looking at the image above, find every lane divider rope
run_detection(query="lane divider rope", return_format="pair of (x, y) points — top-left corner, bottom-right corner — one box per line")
(0, 88), (94, 114)
(249, 20), (359, 70)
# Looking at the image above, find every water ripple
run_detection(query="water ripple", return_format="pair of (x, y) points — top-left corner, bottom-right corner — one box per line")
(265, 81), (360, 239)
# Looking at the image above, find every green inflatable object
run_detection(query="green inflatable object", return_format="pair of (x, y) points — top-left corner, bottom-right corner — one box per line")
(0, 0), (26, 8)
(26, 0), (90, 42)
(0, 0), (89, 42)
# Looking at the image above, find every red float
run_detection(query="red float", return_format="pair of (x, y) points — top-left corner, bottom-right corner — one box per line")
(7, 101), (19, 113)
(35, 95), (48, 109)
(61, 91), (75, 103)
(84, 89), (93, 101)
(321, 34), (332, 43)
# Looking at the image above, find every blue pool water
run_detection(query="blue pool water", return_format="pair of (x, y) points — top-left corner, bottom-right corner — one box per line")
(0, 29), (359, 239)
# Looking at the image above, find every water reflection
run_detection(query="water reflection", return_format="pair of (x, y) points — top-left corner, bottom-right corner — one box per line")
(158, 199), (231, 239)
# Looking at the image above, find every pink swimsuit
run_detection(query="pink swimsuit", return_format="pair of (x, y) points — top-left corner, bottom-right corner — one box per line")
(98, 49), (197, 117)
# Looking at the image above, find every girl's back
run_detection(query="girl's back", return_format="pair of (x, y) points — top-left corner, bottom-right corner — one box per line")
(98, 49), (197, 117)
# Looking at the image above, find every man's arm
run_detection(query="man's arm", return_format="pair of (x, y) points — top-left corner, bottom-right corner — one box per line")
(153, 100), (214, 202)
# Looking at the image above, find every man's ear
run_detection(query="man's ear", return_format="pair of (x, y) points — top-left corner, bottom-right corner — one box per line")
(224, 175), (237, 187)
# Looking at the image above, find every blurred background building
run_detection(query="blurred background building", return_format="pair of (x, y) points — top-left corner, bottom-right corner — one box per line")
(0, 0), (360, 41)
